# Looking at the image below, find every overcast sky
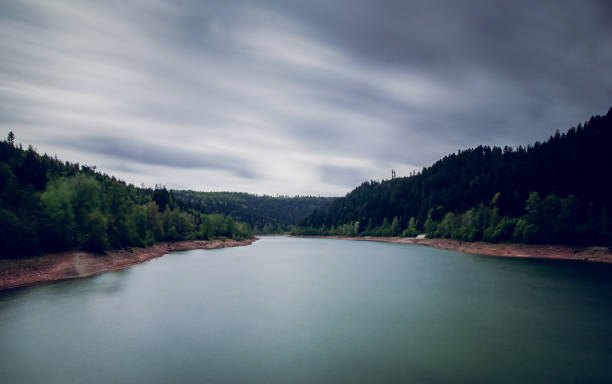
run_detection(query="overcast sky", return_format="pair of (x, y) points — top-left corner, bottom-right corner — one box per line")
(1, 0), (611, 195)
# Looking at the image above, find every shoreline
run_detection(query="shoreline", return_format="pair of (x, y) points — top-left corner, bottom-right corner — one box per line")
(292, 236), (612, 264)
(0, 238), (256, 291)
(3, 235), (609, 291)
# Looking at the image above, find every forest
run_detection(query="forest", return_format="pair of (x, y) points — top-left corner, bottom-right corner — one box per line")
(295, 108), (612, 246)
(2, 107), (610, 257)
(0, 137), (252, 258)
(172, 191), (334, 234)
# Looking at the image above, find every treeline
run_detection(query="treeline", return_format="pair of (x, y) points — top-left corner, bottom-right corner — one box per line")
(172, 190), (334, 234)
(293, 191), (610, 245)
(297, 108), (612, 246)
(0, 138), (252, 258)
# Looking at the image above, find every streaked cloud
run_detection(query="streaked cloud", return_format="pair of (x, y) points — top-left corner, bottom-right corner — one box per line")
(1, 0), (610, 195)
(57, 136), (256, 179)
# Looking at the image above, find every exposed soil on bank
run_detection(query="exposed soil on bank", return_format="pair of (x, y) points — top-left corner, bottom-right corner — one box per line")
(0, 238), (256, 291)
(294, 236), (612, 264)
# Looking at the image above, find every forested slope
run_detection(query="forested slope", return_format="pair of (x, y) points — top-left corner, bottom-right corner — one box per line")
(297, 108), (612, 245)
(173, 191), (334, 233)
(0, 139), (252, 258)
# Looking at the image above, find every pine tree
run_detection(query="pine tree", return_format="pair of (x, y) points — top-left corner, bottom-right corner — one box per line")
(7, 131), (15, 146)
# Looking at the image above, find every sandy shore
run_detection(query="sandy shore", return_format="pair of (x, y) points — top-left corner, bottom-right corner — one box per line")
(294, 236), (612, 264)
(0, 238), (256, 291)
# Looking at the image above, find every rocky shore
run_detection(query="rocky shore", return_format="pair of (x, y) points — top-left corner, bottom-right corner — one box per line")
(294, 236), (612, 264)
(0, 238), (256, 291)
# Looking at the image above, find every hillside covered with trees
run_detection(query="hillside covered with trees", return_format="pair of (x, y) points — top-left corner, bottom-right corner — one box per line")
(0, 137), (252, 258)
(296, 108), (612, 246)
(173, 191), (334, 234)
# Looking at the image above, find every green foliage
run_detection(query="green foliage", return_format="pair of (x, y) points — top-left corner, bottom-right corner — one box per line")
(40, 179), (75, 250)
(152, 187), (174, 211)
(402, 217), (418, 237)
(483, 217), (517, 243)
(390, 217), (401, 236)
(424, 211), (437, 236)
(0, 140), (253, 258)
(172, 190), (334, 234)
(298, 188), (610, 246)
(297, 108), (612, 246)
(221, 216), (235, 237)
(232, 222), (253, 240)
(198, 215), (213, 239)
(83, 210), (109, 251)
(435, 212), (455, 238)
(127, 205), (150, 246)
(377, 217), (392, 236)
(161, 207), (195, 241)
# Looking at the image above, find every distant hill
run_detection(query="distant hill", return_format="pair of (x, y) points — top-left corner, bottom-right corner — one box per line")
(297, 108), (612, 246)
(173, 191), (335, 233)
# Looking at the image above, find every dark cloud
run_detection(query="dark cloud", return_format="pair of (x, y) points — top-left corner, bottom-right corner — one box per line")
(1, 0), (610, 195)
(278, 0), (611, 138)
(59, 136), (256, 179)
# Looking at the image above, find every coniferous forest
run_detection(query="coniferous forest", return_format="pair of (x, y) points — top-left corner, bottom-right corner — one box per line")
(172, 191), (334, 234)
(2, 108), (611, 259)
(295, 108), (612, 246)
(0, 138), (254, 258)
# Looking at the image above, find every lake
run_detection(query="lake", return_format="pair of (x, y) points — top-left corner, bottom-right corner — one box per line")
(1, 236), (611, 383)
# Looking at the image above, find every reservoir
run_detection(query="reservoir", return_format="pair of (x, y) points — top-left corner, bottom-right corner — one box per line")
(1, 236), (611, 383)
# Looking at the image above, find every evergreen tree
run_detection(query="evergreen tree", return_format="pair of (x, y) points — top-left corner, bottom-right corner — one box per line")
(296, 108), (612, 246)
(0, 139), (254, 258)
(6, 132), (15, 146)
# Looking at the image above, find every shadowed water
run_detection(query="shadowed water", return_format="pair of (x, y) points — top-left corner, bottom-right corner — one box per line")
(1, 237), (611, 383)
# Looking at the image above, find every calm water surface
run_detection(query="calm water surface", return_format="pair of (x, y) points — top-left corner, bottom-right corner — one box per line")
(1, 237), (612, 383)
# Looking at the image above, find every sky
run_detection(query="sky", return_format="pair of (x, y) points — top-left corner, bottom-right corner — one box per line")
(1, 0), (611, 196)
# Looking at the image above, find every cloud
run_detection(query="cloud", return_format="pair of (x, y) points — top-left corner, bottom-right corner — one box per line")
(319, 165), (370, 188)
(1, 0), (611, 195)
(57, 136), (256, 179)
